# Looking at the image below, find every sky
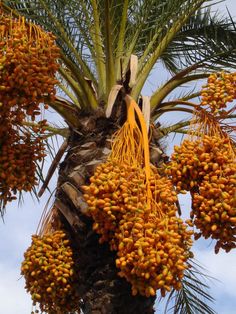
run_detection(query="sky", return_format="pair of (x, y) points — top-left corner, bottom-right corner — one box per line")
(0, 1), (236, 313)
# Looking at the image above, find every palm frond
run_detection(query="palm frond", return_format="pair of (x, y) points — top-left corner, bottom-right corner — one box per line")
(132, 0), (209, 99)
(35, 131), (65, 197)
(158, 120), (191, 137)
(38, 139), (68, 197)
(161, 7), (236, 73)
(150, 71), (209, 110)
(164, 259), (216, 314)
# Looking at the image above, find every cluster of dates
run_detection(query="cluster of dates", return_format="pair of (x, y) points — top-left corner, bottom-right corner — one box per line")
(167, 135), (236, 252)
(83, 161), (193, 297)
(0, 11), (59, 208)
(21, 230), (80, 314)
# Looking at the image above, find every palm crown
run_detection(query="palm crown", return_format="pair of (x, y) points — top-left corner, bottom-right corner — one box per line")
(4, 1), (236, 111)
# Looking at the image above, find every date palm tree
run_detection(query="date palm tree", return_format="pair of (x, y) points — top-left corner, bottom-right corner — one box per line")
(1, 0), (236, 313)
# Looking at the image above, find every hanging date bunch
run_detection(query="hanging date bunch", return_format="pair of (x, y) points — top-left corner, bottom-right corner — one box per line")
(191, 135), (236, 253)
(0, 124), (46, 208)
(200, 71), (236, 114)
(115, 169), (193, 298)
(21, 208), (80, 314)
(0, 10), (60, 210)
(83, 161), (143, 245)
(0, 9), (60, 118)
(83, 96), (193, 297)
(82, 101), (148, 246)
(166, 88), (236, 253)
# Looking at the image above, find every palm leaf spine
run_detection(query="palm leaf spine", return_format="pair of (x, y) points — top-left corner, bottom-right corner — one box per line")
(132, 0), (207, 100)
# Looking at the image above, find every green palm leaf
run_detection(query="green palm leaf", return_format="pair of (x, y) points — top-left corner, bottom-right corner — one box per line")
(164, 259), (216, 314)
(162, 7), (236, 72)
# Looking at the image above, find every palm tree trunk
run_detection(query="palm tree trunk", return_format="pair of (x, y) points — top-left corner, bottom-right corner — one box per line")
(54, 113), (157, 313)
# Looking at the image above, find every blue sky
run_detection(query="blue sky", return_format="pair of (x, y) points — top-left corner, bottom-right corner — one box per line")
(0, 1), (236, 313)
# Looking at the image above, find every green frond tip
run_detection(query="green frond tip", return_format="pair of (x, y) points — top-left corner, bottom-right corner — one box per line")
(164, 259), (216, 314)
(162, 6), (236, 72)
